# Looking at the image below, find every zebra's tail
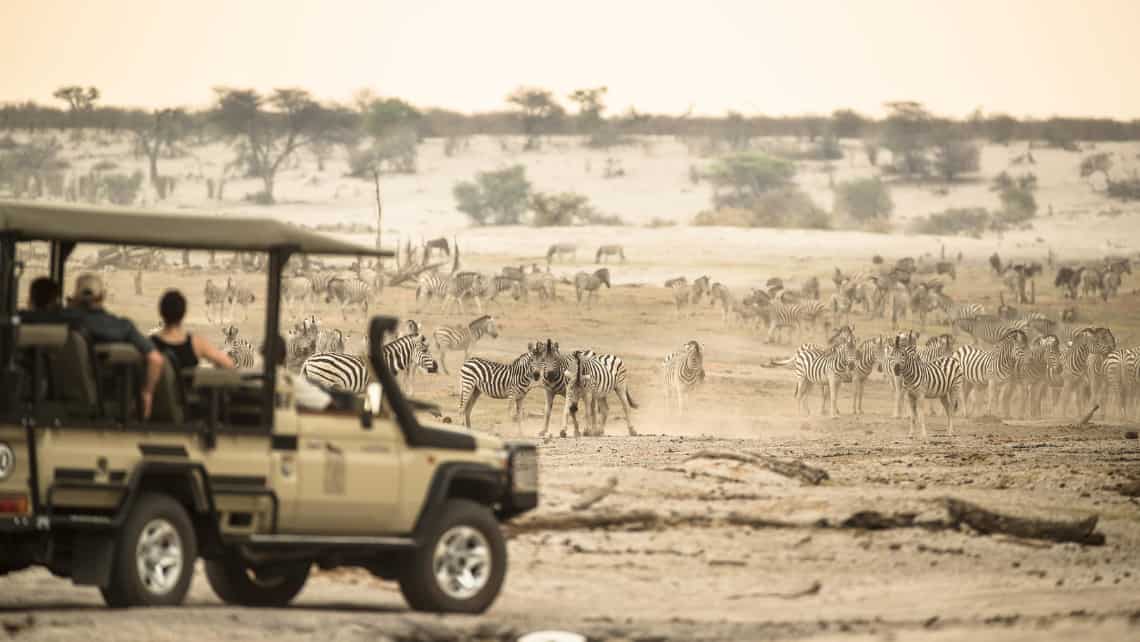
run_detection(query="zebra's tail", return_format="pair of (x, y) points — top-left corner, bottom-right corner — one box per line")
(626, 388), (638, 409)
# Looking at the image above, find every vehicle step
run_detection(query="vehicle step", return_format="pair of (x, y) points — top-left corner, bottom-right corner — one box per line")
(246, 534), (416, 548)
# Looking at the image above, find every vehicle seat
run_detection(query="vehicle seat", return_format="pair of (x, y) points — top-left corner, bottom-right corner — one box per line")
(150, 357), (185, 425)
(18, 323), (101, 418)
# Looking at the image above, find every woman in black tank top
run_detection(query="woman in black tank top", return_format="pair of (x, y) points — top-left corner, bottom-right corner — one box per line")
(152, 290), (235, 370)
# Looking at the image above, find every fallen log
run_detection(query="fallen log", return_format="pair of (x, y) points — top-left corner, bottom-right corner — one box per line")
(1070, 405), (1099, 429)
(507, 509), (661, 536)
(944, 498), (1104, 545)
(684, 449), (829, 485)
(571, 476), (618, 511)
(727, 580), (821, 601)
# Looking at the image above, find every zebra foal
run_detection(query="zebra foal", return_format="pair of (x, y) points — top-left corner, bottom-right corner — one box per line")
(432, 315), (499, 374)
(662, 341), (705, 414)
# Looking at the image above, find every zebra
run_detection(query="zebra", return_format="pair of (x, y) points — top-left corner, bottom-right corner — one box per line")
(667, 276), (709, 316)
(415, 273), (448, 309)
(441, 272), (486, 314)
(204, 279), (227, 323)
(285, 315), (321, 369)
(301, 352), (370, 393)
(546, 242), (577, 265)
(432, 315), (499, 374)
(934, 295), (984, 330)
(769, 326), (856, 417)
(953, 329), (1029, 417)
(529, 339), (580, 437)
(457, 343), (544, 428)
(595, 244), (626, 263)
(326, 277), (372, 320)
(484, 276), (523, 306)
(523, 271), (557, 303)
(887, 333), (957, 418)
(225, 278), (256, 322)
(1057, 327), (1116, 417)
(884, 335), (964, 438)
(954, 315), (1029, 345)
(282, 276), (312, 315)
(708, 283), (738, 324)
(757, 301), (827, 344)
(849, 335), (888, 415)
(563, 350), (638, 437)
(574, 268), (611, 308)
(315, 327), (346, 354)
(662, 341), (705, 414)
(1013, 334), (1062, 418)
(222, 325), (257, 369)
(380, 333), (439, 395)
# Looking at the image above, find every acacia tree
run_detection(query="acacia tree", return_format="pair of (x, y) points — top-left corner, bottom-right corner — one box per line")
(350, 97), (421, 248)
(568, 86), (607, 136)
(133, 108), (187, 197)
(52, 86), (99, 124)
(881, 101), (933, 177)
(506, 87), (564, 150)
(211, 87), (332, 203)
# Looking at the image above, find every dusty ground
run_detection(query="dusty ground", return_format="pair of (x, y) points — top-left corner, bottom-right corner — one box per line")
(3, 135), (1140, 640)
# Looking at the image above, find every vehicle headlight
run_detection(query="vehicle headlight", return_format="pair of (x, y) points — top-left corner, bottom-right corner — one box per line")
(510, 447), (538, 493)
(0, 442), (13, 481)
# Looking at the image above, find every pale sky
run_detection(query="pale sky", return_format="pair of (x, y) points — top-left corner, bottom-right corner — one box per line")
(2, 0), (1137, 119)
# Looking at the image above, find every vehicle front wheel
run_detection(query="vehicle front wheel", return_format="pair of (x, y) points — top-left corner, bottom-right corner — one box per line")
(398, 499), (507, 614)
(100, 493), (197, 608)
(204, 552), (310, 607)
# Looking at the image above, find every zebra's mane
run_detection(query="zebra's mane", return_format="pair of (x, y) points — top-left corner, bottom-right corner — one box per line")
(469, 314), (492, 328)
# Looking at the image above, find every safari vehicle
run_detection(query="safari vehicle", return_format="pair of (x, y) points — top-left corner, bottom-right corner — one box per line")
(0, 201), (538, 613)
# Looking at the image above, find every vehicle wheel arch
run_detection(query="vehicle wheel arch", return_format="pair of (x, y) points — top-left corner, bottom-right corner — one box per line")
(412, 463), (504, 538)
(120, 462), (224, 558)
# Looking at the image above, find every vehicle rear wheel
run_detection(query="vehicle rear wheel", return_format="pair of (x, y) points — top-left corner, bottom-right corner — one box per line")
(204, 552), (310, 607)
(100, 493), (197, 608)
(398, 499), (506, 613)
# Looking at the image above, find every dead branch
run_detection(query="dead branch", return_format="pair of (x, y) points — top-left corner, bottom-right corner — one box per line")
(506, 509), (661, 536)
(683, 449), (830, 485)
(1070, 405), (1100, 428)
(727, 580), (821, 601)
(387, 261), (446, 287)
(944, 498), (1104, 545)
(571, 476), (618, 511)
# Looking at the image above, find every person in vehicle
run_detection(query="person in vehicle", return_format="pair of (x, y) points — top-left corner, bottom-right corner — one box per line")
(263, 334), (331, 411)
(68, 273), (164, 419)
(151, 290), (235, 370)
(20, 277), (81, 323)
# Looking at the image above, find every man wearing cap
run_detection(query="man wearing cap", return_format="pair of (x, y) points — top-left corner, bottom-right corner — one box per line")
(69, 273), (164, 419)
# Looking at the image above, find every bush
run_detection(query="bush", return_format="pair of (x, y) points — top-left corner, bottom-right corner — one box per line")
(908, 208), (991, 237)
(453, 165), (531, 225)
(101, 171), (144, 205)
(91, 160), (118, 172)
(644, 217), (676, 228)
(530, 191), (591, 226)
(1107, 177), (1140, 200)
(998, 184), (1037, 221)
(242, 190), (274, 205)
(834, 177), (893, 224)
(693, 188), (829, 230)
(932, 139), (980, 180)
(706, 152), (795, 210)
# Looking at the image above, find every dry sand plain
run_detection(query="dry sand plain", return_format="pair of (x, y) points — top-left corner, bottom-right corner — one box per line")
(2, 135), (1140, 640)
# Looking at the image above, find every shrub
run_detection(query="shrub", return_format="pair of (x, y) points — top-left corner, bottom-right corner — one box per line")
(705, 152), (795, 211)
(693, 188), (829, 230)
(101, 171), (144, 205)
(242, 190), (274, 205)
(1107, 177), (1140, 200)
(998, 184), (1037, 221)
(452, 165), (531, 225)
(932, 139), (980, 180)
(91, 160), (118, 172)
(530, 191), (592, 226)
(834, 177), (893, 224)
(908, 208), (991, 237)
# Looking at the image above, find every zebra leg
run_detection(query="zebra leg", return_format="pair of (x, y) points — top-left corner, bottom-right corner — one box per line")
(906, 392), (919, 438)
(437, 347), (450, 375)
(828, 378), (840, 418)
(615, 385), (635, 436)
(541, 387), (556, 437)
(940, 395), (954, 436)
(461, 387), (481, 428)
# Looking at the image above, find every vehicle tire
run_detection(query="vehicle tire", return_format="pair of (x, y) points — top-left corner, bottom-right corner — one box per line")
(204, 552), (310, 607)
(100, 493), (197, 608)
(398, 498), (507, 614)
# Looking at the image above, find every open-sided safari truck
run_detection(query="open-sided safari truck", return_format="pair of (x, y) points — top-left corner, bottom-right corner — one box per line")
(0, 201), (537, 613)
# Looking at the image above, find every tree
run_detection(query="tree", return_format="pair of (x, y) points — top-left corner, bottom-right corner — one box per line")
(834, 177), (893, 223)
(1079, 152), (1113, 187)
(530, 192), (596, 226)
(722, 111), (751, 151)
(831, 109), (866, 138)
(986, 114), (1018, 144)
(211, 87), (334, 203)
(568, 87), (607, 135)
(705, 152), (795, 210)
(347, 97), (421, 248)
(863, 139), (880, 167)
(133, 108), (187, 197)
(52, 86), (100, 121)
(506, 87), (564, 150)
(453, 165), (531, 225)
(881, 101), (933, 176)
(932, 137), (980, 181)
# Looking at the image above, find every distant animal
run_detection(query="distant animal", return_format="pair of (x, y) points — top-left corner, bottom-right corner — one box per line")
(432, 315), (499, 374)
(574, 268), (611, 308)
(662, 341), (705, 414)
(204, 279), (227, 323)
(1054, 266), (1082, 299)
(595, 244), (626, 263)
(885, 335), (964, 438)
(421, 237), (450, 263)
(326, 277), (372, 320)
(546, 243), (577, 264)
(225, 279), (256, 321)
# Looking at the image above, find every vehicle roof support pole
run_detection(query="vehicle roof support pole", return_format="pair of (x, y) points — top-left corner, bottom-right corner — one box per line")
(48, 241), (75, 286)
(262, 247), (292, 429)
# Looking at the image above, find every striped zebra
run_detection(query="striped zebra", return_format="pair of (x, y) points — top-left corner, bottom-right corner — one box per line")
(1100, 344), (1138, 419)
(954, 315), (1029, 345)
(708, 283), (738, 325)
(204, 279), (227, 323)
(563, 350), (638, 437)
(300, 352), (370, 393)
(1013, 334), (1062, 418)
(225, 278), (256, 322)
(432, 315), (499, 374)
(573, 268), (611, 308)
(884, 335), (964, 438)
(415, 273), (448, 309)
(222, 325), (257, 369)
(953, 329), (1029, 417)
(309, 272), (339, 303)
(380, 333), (439, 395)
(315, 327), (345, 354)
(529, 338), (579, 437)
(662, 341), (705, 414)
(758, 301), (827, 344)
(667, 276), (709, 316)
(771, 328), (856, 417)
(934, 294), (984, 330)
(483, 276), (522, 306)
(282, 276), (312, 315)
(457, 343), (544, 428)
(546, 242), (577, 265)
(326, 277), (372, 320)
(441, 272), (486, 314)
(849, 335), (888, 415)
(285, 315), (321, 369)
(1057, 327), (1116, 417)
(887, 333), (957, 418)
(595, 244), (626, 263)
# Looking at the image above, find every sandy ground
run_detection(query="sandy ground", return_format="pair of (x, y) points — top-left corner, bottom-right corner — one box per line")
(2, 135), (1140, 640)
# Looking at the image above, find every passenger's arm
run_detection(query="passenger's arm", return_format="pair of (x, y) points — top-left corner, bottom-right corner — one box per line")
(193, 335), (236, 369)
(142, 349), (163, 419)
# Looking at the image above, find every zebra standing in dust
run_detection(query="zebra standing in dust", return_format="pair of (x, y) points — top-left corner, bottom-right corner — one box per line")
(849, 335), (887, 415)
(662, 340), (705, 414)
(954, 315), (1029, 345)
(953, 329), (1029, 417)
(1056, 327), (1116, 417)
(1013, 334), (1062, 418)
(1101, 344), (1139, 419)
(204, 279), (227, 323)
(380, 333), (439, 395)
(771, 327), (857, 417)
(758, 301), (828, 344)
(573, 268), (611, 309)
(441, 272), (487, 314)
(326, 277), (372, 320)
(415, 273), (449, 309)
(546, 243), (577, 265)
(667, 276), (709, 316)
(222, 325), (257, 368)
(301, 334), (438, 395)
(708, 283), (739, 325)
(432, 315), (499, 374)
(282, 276), (313, 316)
(934, 294), (984, 331)
(225, 278), (256, 322)
(457, 343), (544, 428)
(595, 244), (626, 263)
(884, 335), (965, 438)
(562, 350), (638, 437)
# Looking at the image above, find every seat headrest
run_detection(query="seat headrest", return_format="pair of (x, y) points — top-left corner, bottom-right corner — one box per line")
(95, 343), (142, 365)
(17, 324), (69, 348)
